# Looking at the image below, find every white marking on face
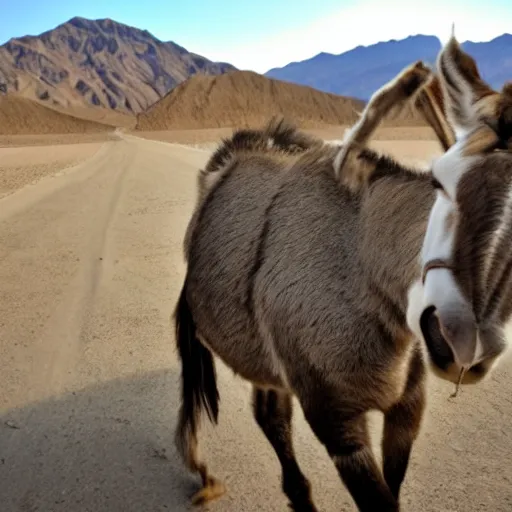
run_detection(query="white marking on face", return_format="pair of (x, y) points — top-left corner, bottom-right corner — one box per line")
(421, 192), (457, 266)
(267, 137), (274, 149)
(483, 183), (512, 284)
(431, 142), (477, 201)
(407, 138), (479, 366)
(422, 137), (481, 276)
(423, 268), (464, 311)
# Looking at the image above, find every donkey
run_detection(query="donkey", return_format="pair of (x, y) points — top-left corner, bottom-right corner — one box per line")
(173, 36), (512, 512)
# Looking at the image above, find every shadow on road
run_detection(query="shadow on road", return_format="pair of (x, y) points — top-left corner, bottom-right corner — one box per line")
(0, 369), (199, 512)
(2, 360), (512, 511)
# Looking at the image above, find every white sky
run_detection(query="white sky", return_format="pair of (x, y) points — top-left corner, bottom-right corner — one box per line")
(205, 0), (512, 73)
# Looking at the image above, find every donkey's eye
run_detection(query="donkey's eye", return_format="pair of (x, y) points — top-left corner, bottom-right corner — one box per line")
(431, 176), (444, 190)
(430, 176), (449, 198)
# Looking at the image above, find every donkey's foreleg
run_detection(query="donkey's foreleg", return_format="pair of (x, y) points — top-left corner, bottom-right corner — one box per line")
(300, 394), (397, 512)
(382, 347), (427, 500)
(252, 387), (318, 512)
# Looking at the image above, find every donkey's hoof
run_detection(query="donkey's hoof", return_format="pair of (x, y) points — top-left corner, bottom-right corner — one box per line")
(191, 477), (226, 506)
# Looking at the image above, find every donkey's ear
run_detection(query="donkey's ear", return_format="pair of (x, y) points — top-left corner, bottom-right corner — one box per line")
(414, 74), (457, 151)
(333, 60), (432, 189)
(437, 35), (498, 133)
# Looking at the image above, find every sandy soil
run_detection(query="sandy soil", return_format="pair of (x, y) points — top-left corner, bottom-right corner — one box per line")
(134, 126), (444, 171)
(0, 142), (108, 199)
(0, 132), (118, 148)
(134, 125), (440, 149)
(0, 132), (510, 512)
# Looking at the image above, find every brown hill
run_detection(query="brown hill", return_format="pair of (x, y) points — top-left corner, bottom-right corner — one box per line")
(136, 71), (364, 130)
(0, 17), (236, 115)
(45, 102), (137, 129)
(0, 95), (114, 135)
(135, 70), (426, 131)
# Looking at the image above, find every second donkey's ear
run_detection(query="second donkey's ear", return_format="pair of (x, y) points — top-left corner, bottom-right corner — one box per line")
(414, 74), (457, 151)
(333, 60), (432, 189)
(437, 34), (499, 135)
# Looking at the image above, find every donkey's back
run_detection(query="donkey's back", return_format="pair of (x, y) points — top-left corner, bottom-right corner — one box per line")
(184, 120), (355, 387)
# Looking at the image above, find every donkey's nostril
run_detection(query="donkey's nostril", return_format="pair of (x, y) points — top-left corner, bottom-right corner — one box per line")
(420, 306), (455, 370)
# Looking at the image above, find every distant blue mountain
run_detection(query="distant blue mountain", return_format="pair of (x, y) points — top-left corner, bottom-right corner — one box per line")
(265, 34), (512, 101)
(460, 34), (512, 89)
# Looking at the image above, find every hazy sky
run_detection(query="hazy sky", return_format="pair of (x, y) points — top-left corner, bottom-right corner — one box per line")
(0, 0), (511, 72)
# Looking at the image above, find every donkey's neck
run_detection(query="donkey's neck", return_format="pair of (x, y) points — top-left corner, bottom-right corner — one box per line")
(359, 166), (435, 327)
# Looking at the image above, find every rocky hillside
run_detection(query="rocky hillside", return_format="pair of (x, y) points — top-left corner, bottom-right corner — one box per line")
(0, 95), (114, 135)
(136, 70), (424, 131)
(0, 17), (236, 114)
(265, 34), (512, 101)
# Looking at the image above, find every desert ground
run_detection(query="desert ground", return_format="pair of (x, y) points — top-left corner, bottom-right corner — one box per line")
(0, 129), (511, 512)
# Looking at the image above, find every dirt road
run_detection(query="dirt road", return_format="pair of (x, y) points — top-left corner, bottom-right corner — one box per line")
(0, 135), (511, 512)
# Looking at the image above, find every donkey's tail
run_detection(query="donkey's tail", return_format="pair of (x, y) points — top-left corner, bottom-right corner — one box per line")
(174, 280), (219, 429)
(173, 280), (224, 504)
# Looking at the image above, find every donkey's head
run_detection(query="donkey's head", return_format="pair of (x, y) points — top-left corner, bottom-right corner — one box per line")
(407, 35), (512, 385)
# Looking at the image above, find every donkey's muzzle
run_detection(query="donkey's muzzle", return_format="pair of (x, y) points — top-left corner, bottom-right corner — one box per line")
(420, 306), (454, 371)
(420, 303), (478, 374)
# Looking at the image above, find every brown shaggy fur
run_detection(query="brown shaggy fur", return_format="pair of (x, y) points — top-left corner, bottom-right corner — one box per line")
(173, 37), (512, 512)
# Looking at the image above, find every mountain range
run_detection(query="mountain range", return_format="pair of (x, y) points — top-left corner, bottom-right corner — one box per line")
(0, 17), (235, 114)
(265, 34), (512, 101)
(0, 17), (510, 117)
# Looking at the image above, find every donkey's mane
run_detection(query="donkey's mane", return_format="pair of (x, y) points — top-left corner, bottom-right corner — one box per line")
(206, 116), (428, 191)
(204, 117), (323, 174)
(363, 148), (431, 186)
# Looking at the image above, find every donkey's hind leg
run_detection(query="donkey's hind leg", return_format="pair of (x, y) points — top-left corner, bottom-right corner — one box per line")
(252, 387), (318, 512)
(382, 346), (426, 500)
(299, 388), (397, 512)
